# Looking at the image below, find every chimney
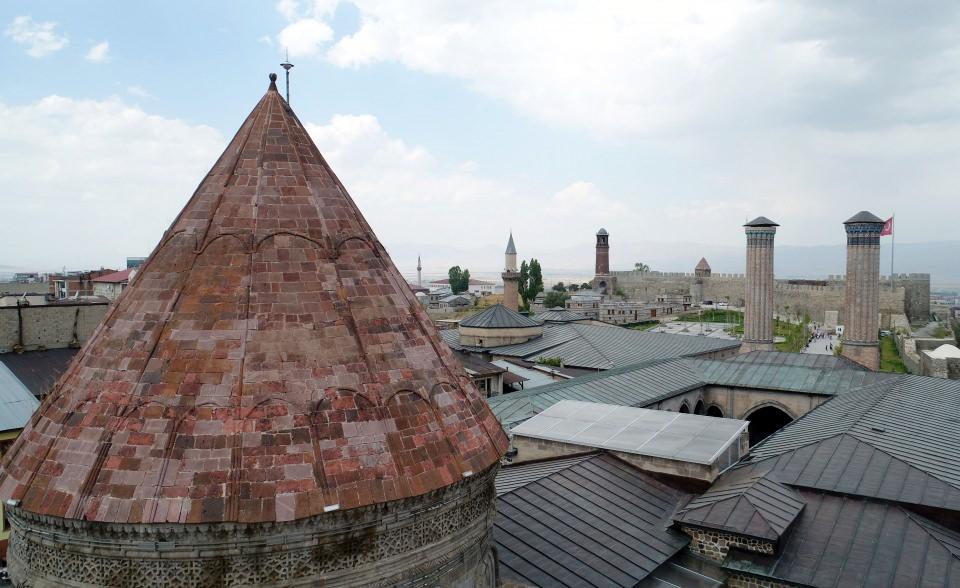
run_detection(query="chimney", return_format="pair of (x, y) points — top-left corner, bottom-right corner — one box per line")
(741, 217), (778, 353)
(841, 211), (885, 370)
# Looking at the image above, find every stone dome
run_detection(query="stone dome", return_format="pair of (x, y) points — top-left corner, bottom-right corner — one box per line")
(0, 75), (507, 587)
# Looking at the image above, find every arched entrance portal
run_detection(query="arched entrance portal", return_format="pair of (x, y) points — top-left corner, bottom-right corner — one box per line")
(694, 400), (705, 415)
(679, 402), (690, 413)
(745, 406), (793, 446)
(706, 405), (723, 418)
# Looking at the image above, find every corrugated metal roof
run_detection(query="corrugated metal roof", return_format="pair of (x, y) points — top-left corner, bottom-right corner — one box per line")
(844, 210), (885, 224)
(0, 348), (78, 396)
(459, 304), (542, 328)
(487, 358), (703, 431)
(534, 308), (590, 323)
(0, 360), (40, 432)
(691, 359), (893, 396)
(722, 490), (960, 587)
(725, 350), (867, 371)
(495, 453), (689, 588)
(495, 453), (596, 496)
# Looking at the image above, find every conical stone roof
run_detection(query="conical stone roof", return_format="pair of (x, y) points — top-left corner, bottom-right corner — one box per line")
(0, 75), (508, 525)
(695, 257), (711, 271)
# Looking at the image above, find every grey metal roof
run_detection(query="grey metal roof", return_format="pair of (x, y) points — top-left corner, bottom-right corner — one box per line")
(690, 358), (893, 396)
(743, 216), (779, 227)
(535, 308), (590, 323)
(453, 351), (506, 377)
(459, 304), (542, 328)
(505, 232), (517, 254)
(676, 470), (804, 541)
(495, 453), (690, 588)
(726, 350), (867, 371)
(0, 347), (78, 396)
(0, 360), (41, 432)
(596, 228), (608, 235)
(496, 453), (596, 496)
(843, 210), (885, 224)
(487, 358), (703, 431)
(722, 490), (960, 587)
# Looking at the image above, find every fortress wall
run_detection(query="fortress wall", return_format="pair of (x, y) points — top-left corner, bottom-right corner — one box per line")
(612, 270), (914, 325)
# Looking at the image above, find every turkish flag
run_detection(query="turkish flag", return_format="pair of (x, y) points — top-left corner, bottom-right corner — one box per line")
(880, 216), (893, 236)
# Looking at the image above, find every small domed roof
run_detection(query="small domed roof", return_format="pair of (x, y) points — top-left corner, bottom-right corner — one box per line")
(744, 216), (779, 227)
(597, 228), (609, 236)
(844, 211), (885, 224)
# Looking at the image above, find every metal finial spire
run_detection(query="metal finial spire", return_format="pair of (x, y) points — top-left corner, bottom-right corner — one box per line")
(280, 49), (294, 103)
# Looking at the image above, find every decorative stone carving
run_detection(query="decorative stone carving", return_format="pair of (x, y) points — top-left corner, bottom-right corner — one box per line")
(8, 465), (498, 588)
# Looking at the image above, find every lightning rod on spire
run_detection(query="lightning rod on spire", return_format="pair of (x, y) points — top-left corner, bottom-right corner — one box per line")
(280, 49), (294, 104)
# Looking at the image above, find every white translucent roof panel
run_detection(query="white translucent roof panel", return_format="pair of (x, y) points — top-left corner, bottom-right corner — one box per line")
(512, 400), (748, 465)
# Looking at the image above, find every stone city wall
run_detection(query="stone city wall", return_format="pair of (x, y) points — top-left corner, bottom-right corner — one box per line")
(0, 303), (108, 353)
(726, 572), (792, 588)
(611, 270), (924, 324)
(679, 525), (775, 563)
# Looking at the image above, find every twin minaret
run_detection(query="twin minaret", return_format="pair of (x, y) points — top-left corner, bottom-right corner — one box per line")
(741, 217), (779, 352)
(502, 232), (520, 311)
(840, 212), (885, 370)
(740, 211), (884, 370)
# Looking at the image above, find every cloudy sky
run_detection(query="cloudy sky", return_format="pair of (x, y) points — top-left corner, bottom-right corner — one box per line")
(1, 1), (958, 278)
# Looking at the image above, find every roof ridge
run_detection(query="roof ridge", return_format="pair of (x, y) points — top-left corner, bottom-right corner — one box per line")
(903, 508), (960, 559)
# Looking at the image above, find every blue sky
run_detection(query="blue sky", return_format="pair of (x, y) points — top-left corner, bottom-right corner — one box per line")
(2, 1), (959, 279)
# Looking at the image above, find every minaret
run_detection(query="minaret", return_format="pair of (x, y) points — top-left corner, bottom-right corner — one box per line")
(502, 232), (520, 311)
(417, 254), (422, 287)
(841, 211), (885, 370)
(593, 228), (615, 295)
(741, 217), (778, 353)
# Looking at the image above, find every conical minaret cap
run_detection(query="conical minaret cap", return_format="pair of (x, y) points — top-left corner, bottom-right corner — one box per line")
(0, 74), (508, 526)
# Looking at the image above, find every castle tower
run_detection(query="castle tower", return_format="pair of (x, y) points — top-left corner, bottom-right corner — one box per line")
(741, 217), (779, 353)
(841, 211), (885, 370)
(0, 74), (507, 587)
(502, 232), (520, 311)
(593, 228), (616, 295)
(417, 254), (422, 287)
(692, 258), (711, 305)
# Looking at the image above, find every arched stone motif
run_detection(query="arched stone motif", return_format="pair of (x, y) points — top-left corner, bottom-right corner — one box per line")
(197, 231), (253, 255)
(679, 401), (691, 413)
(706, 404), (724, 418)
(744, 403), (794, 446)
(694, 399), (706, 415)
(255, 230), (327, 254)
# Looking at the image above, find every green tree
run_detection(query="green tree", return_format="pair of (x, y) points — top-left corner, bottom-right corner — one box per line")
(552, 281), (566, 292)
(518, 260), (529, 305)
(568, 283), (580, 292)
(634, 262), (650, 272)
(460, 268), (471, 294)
(581, 282), (592, 290)
(528, 259), (544, 302)
(448, 266), (465, 294)
(543, 291), (569, 308)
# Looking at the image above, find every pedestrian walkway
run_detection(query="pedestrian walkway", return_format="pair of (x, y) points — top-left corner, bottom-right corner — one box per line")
(803, 332), (837, 355)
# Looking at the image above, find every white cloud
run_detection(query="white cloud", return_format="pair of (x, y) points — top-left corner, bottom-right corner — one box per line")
(0, 96), (224, 269)
(5, 15), (68, 58)
(85, 40), (110, 62)
(278, 18), (333, 57)
(126, 85), (153, 99)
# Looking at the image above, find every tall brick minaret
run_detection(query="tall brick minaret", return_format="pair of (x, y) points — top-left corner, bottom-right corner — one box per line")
(593, 228), (615, 295)
(502, 232), (520, 311)
(741, 217), (778, 353)
(841, 211), (885, 370)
